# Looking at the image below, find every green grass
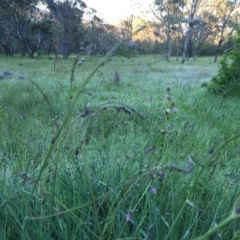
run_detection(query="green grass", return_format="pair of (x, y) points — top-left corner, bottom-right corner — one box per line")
(1, 54), (240, 239)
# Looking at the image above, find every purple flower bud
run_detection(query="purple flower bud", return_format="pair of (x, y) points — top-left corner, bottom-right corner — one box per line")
(114, 71), (120, 83)
(3, 70), (12, 76)
(172, 107), (178, 114)
(156, 171), (164, 180)
(150, 186), (157, 195)
(145, 145), (155, 154)
(128, 40), (136, 48)
(126, 211), (132, 221)
(208, 147), (214, 154)
(153, 30), (160, 36)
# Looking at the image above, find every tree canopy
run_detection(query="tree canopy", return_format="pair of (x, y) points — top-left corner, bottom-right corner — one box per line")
(0, 0), (239, 59)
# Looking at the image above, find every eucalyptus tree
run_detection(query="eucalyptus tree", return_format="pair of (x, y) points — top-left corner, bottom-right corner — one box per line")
(99, 24), (120, 54)
(0, 0), (50, 57)
(211, 0), (240, 62)
(117, 15), (135, 59)
(153, 0), (184, 61)
(181, 0), (240, 62)
(191, 0), (240, 62)
(84, 9), (107, 56)
(181, 0), (203, 63)
(0, 0), (14, 55)
(190, 18), (211, 60)
(0, 18), (15, 55)
(45, 0), (87, 59)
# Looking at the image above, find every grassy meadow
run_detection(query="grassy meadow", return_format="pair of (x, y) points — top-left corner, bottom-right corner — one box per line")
(1, 54), (240, 239)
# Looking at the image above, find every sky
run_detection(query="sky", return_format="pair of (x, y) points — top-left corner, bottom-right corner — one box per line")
(85, 0), (154, 24)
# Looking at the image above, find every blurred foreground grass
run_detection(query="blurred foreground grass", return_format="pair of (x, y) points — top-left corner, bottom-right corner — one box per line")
(0, 55), (240, 239)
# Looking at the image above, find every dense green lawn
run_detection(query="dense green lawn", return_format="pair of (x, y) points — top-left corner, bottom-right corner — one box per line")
(0, 54), (240, 239)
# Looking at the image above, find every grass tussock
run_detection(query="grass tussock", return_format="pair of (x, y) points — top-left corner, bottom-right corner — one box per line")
(0, 55), (240, 239)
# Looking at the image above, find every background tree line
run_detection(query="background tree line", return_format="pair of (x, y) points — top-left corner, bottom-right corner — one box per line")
(0, 0), (239, 61)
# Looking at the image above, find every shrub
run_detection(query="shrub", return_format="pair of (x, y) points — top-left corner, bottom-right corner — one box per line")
(203, 28), (240, 95)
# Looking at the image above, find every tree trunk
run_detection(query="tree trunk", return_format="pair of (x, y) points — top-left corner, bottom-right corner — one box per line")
(176, 34), (181, 61)
(181, 24), (193, 64)
(194, 51), (198, 61)
(62, 33), (69, 59)
(214, 39), (222, 63)
(181, 0), (199, 64)
(1, 42), (13, 56)
(21, 43), (28, 56)
(54, 52), (58, 71)
(165, 30), (172, 61)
